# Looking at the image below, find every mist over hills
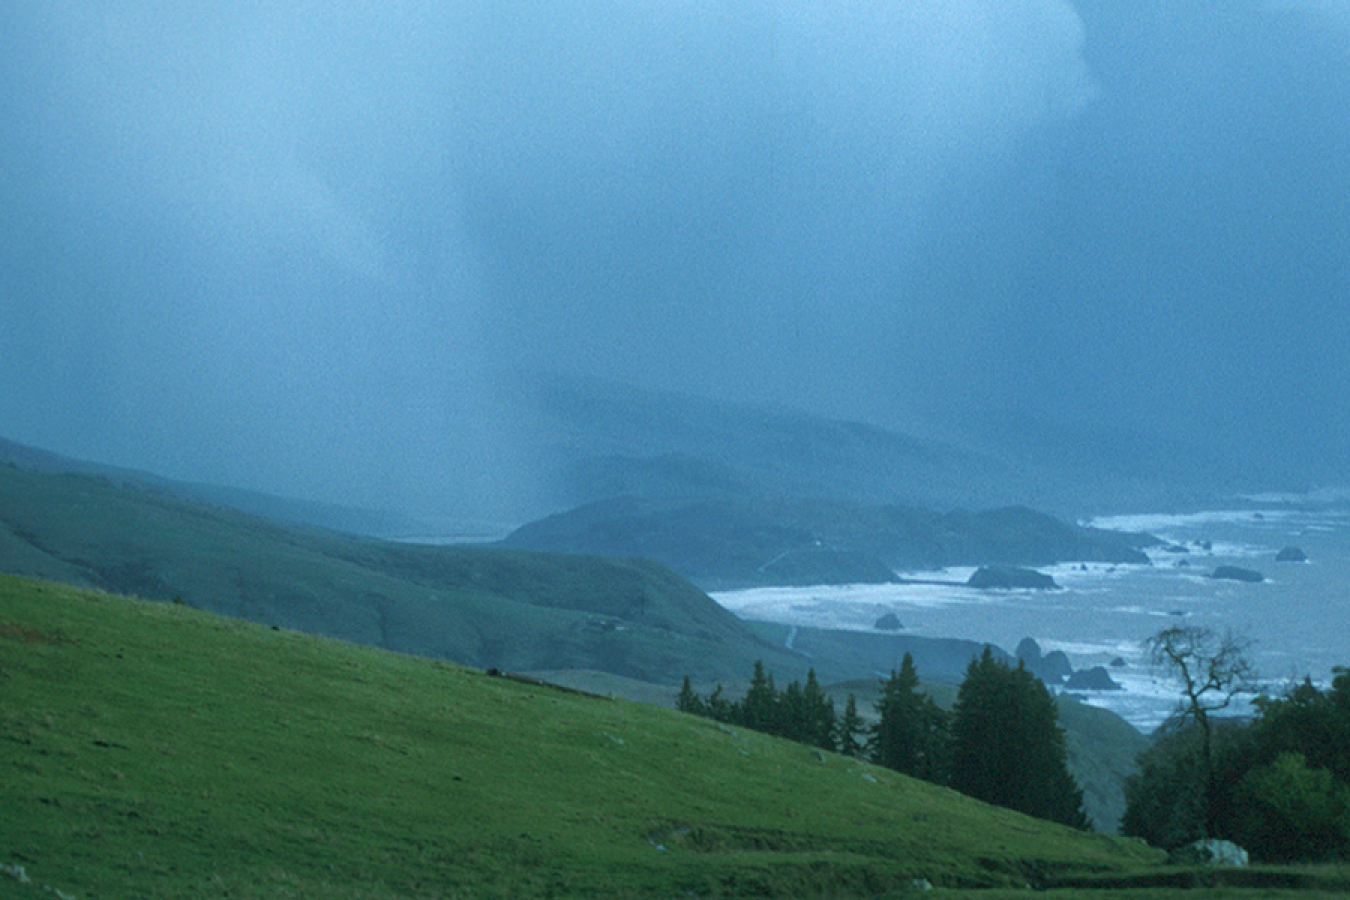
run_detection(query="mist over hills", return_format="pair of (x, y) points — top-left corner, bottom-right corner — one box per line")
(7, 367), (1258, 548)
(0, 433), (1090, 674)
(522, 376), (1258, 521)
(1, 444), (1078, 698)
(5, 5), (1350, 886)
(0, 436), (428, 537)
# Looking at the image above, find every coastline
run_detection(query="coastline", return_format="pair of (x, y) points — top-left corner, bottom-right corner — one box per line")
(714, 502), (1350, 731)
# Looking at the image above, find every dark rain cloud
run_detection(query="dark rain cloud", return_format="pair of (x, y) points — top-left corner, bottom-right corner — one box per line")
(2, 1), (1347, 519)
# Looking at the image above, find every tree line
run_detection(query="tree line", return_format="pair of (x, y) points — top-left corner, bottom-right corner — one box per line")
(678, 649), (1088, 829)
(1123, 626), (1350, 862)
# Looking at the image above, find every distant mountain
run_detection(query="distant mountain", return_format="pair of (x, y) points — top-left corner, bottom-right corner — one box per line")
(528, 376), (1040, 513)
(499, 495), (1155, 589)
(522, 376), (1244, 520)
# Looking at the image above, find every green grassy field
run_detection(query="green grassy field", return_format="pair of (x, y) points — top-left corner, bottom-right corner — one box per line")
(9, 576), (1350, 898)
(0, 574), (1172, 898)
(7, 577), (1350, 899)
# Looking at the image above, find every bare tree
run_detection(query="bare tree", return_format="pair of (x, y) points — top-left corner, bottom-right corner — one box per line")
(1147, 625), (1256, 836)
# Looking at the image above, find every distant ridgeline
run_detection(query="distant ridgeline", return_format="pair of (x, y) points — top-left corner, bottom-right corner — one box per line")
(499, 496), (1156, 589)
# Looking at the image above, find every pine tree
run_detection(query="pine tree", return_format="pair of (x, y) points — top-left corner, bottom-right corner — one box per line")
(801, 669), (837, 751)
(779, 679), (805, 742)
(868, 653), (948, 781)
(837, 694), (866, 758)
(705, 684), (734, 723)
(740, 660), (778, 733)
(676, 675), (705, 716)
(948, 648), (1088, 828)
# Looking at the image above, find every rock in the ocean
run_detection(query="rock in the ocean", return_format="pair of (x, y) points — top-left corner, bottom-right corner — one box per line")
(1015, 638), (1072, 684)
(966, 566), (1059, 590)
(874, 612), (903, 631)
(1015, 637), (1043, 665)
(1064, 666), (1123, 691)
(1041, 650), (1074, 683)
(1210, 565), (1265, 583)
(1275, 546), (1308, 563)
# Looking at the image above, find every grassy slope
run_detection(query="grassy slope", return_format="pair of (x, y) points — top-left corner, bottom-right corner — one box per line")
(0, 576), (1171, 899)
(0, 435), (432, 539)
(0, 462), (1163, 834)
(0, 460), (1230, 846)
(0, 464), (792, 685)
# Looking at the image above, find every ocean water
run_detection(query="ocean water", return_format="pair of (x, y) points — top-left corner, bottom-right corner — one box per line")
(712, 505), (1350, 731)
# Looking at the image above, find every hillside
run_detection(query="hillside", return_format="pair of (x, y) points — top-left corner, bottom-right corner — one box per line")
(0, 461), (790, 685)
(0, 457), (1167, 830)
(530, 377), (1030, 512)
(0, 576), (1170, 898)
(500, 495), (1154, 589)
(1, 457), (1139, 691)
(0, 437), (426, 538)
(0, 451), (1172, 835)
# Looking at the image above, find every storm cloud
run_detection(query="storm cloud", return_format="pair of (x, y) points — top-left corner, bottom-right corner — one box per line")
(2, 1), (1347, 520)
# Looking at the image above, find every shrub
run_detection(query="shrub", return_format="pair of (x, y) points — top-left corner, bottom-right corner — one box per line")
(1233, 752), (1350, 862)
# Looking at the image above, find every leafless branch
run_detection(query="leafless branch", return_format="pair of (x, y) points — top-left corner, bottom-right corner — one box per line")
(1147, 625), (1256, 723)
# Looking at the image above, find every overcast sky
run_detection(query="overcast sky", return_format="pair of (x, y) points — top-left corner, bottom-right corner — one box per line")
(3, 1), (1348, 520)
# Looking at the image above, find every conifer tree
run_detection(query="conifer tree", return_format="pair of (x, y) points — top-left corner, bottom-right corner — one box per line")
(836, 694), (866, 758)
(949, 648), (1088, 828)
(774, 672), (836, 748)
(801, 669), (837, 751)
(740, 660), (778, 733)
(868, 653), (948, 781)
(676, 675), (705, 716)
(779, 678), (805, 742)
(704, 684), (734, 723)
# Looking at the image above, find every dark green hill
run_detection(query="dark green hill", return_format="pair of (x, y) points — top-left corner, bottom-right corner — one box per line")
(747, 621), (1009, 687)
(0, 576), (1167, 898)
(500, 496), (1154, 589)
(0, 462), (783, 684)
